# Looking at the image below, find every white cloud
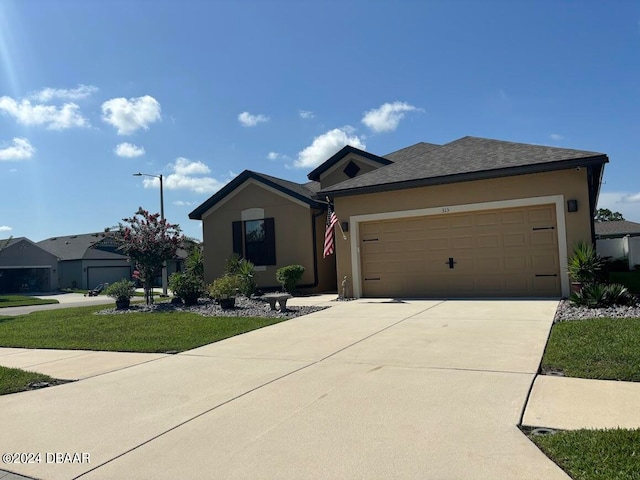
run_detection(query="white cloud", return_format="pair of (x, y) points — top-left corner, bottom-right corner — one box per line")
(30, 84), (98, 102)
(550, 133), (564, 141)
(597, 191), (640, 222)
(0, 226), (12, 233)
(362, 101), (419, 133)
(299, 110), (314, 119)
(238, 111), (269, 127)
(0, 137), (35, 161)
(141, 157), (224, 194)
(101, 95), (161, 135)
(621, 193), (640, 203)
(294, 127), (366, 169)
(0, 97), (89, 130)
(267, 152), (280, 160)
(173, 200), (195, 206)
(115, 142), (145, 158)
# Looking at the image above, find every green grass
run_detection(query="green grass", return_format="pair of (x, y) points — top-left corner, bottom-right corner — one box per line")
(0, 365), (58, 395)
(610, 271), (640, 294)
(0, 305), (287, 353)
(0, 295), (59, 308)
(541, 317), (640, 381)
(532, 429), (640, 480)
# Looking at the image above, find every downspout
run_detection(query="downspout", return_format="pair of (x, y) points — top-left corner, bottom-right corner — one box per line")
(296, 208), (323, 289)
(587, 165), (604, 245)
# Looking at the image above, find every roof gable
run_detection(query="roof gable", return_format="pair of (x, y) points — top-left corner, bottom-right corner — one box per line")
(320, 136), (608, 196)
(189, 170), (322, 220)
(307, 145), (393, 182)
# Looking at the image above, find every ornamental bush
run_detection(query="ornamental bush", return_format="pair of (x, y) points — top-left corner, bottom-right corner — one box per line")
(169, 272), (204, 306)
(105, 279), (135, 301)
(275, 265), (305, 293)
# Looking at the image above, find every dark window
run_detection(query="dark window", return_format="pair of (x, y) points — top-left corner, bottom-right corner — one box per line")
(232, 218), (276, 266)
(343, 160), (361, 178)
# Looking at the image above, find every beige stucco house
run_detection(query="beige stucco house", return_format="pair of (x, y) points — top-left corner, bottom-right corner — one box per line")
(190, 136), (608, 298)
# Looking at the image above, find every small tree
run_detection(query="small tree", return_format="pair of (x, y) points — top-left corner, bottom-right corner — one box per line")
(595, 208), (625, 222)
(111, 208), (184, 304)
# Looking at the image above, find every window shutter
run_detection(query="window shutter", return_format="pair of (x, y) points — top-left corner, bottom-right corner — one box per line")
(264, 217), (276, 265)
(232, 221), (243, 256)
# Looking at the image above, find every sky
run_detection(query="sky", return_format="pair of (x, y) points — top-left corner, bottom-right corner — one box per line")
(0, 0), (639, 242)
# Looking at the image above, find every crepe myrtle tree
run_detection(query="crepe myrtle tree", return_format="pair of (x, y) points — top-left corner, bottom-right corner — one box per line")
(111, 207), (184, 304)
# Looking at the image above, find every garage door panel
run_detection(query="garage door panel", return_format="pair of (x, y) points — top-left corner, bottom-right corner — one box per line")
(531, 230), (556, 246)
(360, 204), (560, 298)
(528, 207), (554, 223)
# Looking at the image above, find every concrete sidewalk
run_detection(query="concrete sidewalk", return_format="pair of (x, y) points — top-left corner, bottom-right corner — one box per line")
(523, 375), (640, 430)
(0, 299), (568, 480)
(0, 348), (168, 380)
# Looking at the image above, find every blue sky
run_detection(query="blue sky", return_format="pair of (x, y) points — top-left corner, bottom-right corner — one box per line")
(1, 0), (639, 242)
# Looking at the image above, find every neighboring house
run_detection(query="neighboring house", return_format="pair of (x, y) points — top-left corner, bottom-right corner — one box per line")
(0, 237), (59, 293)
(594, 220), (640, 239)
(190, 136), (608, 298)
(38, 233), (133, 290)
(38, 233), (192, 290)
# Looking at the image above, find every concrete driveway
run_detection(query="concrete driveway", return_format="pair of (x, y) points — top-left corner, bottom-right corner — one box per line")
(0, 299), (569, 480)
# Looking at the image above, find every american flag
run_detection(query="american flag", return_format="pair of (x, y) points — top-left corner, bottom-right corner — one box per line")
(323, 202), (339, 258)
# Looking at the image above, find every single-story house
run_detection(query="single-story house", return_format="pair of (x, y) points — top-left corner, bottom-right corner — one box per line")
(38, 233), (192, 290)
(190, 136), (608, 298)
(594, 220), (640, 239)
(0, 237), (59, 293)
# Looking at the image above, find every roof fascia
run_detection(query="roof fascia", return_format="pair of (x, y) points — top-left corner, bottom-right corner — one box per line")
(307, 146), (392, 181)
(190, 171), (320, 220)
(321, 155), (609, 198)
(199, 177), (314, 221)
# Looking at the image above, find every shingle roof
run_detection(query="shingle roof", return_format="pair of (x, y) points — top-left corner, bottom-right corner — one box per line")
(189, 170), (323, 220)
(319, 136), (608, 196)
(595, 220), (640, 237)
(38, 233), (126, 261)
(383, 142), (441, 163)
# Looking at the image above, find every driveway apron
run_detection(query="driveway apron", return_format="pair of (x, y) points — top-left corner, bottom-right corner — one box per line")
(0, 299), (568, 480)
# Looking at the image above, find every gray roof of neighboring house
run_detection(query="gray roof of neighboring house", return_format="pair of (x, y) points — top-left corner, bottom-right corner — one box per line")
(319, 136), (608, 196)
(38, 233), (128, 261)
(595, 220), (640, 237)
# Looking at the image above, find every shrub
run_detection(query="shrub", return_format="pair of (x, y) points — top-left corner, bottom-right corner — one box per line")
(570, 283), (636, 308)
(169, 272), (204, 305)
(276, 265), (305, 293)
(224, 255), (256, 297)
(568, 241), (603, 286)
(208, 275), (241, 300)
(105, 279), (135, 301)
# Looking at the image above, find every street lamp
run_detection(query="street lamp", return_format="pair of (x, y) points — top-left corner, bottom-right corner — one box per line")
(133, 172), (167, 295)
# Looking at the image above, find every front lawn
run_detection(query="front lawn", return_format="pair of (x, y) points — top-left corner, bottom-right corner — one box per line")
(532, 429), (640, 480)
(0, 295), (59, 308)
(541, 317), (640, 381)
(0, 305), (288, 353)
(0, 365), (58, 396)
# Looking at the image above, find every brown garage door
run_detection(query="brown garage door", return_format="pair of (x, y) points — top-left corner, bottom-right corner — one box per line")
(360, 204), (560, 298)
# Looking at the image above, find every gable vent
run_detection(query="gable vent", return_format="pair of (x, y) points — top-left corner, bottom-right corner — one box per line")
(343, 160), (361, 178)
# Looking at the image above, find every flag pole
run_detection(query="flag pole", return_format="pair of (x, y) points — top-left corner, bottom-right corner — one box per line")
(326, 196), (347, 240)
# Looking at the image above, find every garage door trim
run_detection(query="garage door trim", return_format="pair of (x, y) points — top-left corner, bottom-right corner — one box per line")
(348, 195), (568, 298)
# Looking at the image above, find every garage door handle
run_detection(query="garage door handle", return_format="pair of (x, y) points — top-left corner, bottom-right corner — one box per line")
(364, 277), (381, 281)
(362, 238), (379, 242)
(535, 274), (558, 277)
(532, 226), (555, 231)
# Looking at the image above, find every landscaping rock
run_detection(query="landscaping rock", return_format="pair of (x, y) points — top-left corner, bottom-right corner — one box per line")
(95, 296), (327, 319)
(554, 299), (640, 322)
